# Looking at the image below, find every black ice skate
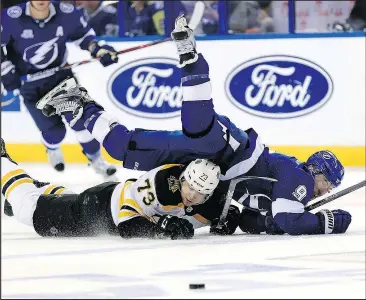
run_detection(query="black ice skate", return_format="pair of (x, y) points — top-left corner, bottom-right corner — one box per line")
(171, 15), (198, 68)
(46, 148), (65, 172)
(1, 138), (17, 165)
(36, 77), (95, 127)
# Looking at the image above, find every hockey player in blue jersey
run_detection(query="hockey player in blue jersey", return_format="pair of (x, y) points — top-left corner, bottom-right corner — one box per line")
(1, 1), (118, 176)
(75, 1), (119, 37)
(37, 15), (352, 236)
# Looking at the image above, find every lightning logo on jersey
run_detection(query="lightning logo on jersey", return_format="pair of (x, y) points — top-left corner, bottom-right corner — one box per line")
(23, 37), (59, 69)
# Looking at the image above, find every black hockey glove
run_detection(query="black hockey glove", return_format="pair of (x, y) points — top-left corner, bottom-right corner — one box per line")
(264, 213), (285, 235)
(89, 42), (118, 67)
(238, 208), (266, 234)
(210, 205), (240, 235)
(157, 215), (194, 240)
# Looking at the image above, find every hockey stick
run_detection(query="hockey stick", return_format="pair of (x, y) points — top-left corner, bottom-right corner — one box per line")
(218, 175), (278, 225)
(20, 1), (205, 83)
(305, 180), (366, 211)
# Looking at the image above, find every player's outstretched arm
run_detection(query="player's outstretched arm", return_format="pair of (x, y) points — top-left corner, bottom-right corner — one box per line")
(118, 215), (194, 240)
(270, 201), (352, 235)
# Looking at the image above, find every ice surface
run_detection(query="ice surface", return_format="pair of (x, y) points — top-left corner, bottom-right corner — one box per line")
(2, 164), (365, 299)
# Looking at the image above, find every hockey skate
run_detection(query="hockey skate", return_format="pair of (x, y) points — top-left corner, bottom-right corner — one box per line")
(46, 148), (65, 172)
(88, 154), (118, 180)
(36, 77), (95, 127)
(1, 138), (17, 165)
(171, 14), (198, 68)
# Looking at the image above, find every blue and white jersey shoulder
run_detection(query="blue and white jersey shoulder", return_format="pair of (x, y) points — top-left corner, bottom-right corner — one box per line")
(217, 118), (266, 181)
(1, 2), (95, 75)
(269, 153), (314, 205)
(233, 152), (314, 214)
(268, 153), (320, 235)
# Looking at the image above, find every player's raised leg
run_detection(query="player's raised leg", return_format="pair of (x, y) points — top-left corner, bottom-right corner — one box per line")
(1, 138), (74, 223)
(36, 78), (145, 163)
(171, 14), (215, 136)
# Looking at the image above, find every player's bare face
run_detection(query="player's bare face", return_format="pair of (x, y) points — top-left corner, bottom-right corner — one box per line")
(181, 181), (206, 206)
(313, 174), (333, 198)
(31, 1), (50, 11)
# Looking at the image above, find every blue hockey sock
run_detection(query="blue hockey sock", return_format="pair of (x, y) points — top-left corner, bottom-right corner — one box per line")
(180, 53), (215, 135)
(41, 126), (66, 150)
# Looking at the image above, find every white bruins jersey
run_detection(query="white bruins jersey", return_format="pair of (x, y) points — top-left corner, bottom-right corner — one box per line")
(110, 164), (189, 226)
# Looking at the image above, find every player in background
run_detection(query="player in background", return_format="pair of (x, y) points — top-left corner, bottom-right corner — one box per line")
(1, 138), (240, 239)
(1, 1), (117, 176)
(75, 1), (119, 37)
(37, 15), (352, 236)
(125, 1), (186, 36)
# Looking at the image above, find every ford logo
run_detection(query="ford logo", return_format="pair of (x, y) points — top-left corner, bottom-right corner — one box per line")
(107, 57), (182, 118)
(225, 55), (333, 119)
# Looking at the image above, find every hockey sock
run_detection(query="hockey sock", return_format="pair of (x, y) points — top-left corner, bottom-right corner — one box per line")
(41, 126), (66, 150)
(180, 53), (215, 135)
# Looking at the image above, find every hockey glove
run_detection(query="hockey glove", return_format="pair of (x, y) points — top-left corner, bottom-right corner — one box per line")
(1, 61), (21, 92)
(316, 209), (352, 234)
(157, 215), (194, 240)
(210, 205), (240, 235)
(264, 213), (285, 235)
(238, 208), (266, 234)
(89, 42), (118, 67)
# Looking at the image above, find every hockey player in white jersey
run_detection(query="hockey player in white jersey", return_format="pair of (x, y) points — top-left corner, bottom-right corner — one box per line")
(1, 138), (233, 239)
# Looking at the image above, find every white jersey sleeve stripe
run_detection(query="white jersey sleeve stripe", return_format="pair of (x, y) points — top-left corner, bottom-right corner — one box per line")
(272, 198), (305, 217)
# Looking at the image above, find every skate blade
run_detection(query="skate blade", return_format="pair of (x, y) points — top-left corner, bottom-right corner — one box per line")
(36, 78), (77, 109)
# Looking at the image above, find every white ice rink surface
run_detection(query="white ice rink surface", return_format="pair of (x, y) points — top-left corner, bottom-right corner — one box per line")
(2, 164), (365, 299)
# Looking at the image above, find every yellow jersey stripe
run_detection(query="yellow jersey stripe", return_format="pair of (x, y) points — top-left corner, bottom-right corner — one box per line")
(5, 178), (34, 199)
(1, 169), (26, 186)
(43, 184), (58, 195)
(54, 188), (67, 195)
(118, 181), (133, 208)
(193, 214), (210, 225)
(118, 210), (139, 219)
(161, 203), (185, 211)
(161, 164), (183, 170)
(118, 181), (144, 216)
(122, 198), (144, 216)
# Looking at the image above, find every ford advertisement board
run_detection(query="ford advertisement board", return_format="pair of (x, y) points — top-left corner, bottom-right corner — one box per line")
(225, 55), (333, 119)
(107, 57), (182, 119)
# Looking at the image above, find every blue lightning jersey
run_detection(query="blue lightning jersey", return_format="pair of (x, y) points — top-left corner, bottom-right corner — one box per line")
(231, 151), (320, 235)
(1, 1), (96, 77)
(79, 3), (119, 37)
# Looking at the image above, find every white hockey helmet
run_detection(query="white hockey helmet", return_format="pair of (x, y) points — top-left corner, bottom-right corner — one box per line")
(183, 159), (221, 197)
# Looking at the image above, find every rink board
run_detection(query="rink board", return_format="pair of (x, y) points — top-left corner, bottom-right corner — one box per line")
(2, 34), (365, 165)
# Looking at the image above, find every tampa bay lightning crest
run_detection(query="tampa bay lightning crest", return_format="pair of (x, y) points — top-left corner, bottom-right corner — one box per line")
(23, 37), (60, 69)
(2, 2), (94, 76)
